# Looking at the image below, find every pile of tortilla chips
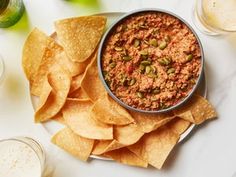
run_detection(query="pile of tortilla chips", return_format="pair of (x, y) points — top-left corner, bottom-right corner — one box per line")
(22, 16), (217, 169)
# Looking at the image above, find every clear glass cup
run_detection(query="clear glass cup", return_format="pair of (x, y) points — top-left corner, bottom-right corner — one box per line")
(193, 0), (236, 35)
(0, 137), (46, 177)
(0, 55), (4, 84)
(0, 0), (25, 28)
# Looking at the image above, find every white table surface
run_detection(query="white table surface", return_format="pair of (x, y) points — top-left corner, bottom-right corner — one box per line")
(1, 0), (236, 177)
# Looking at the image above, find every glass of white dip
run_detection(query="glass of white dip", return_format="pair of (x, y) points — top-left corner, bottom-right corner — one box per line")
(0, 137), (46, 177)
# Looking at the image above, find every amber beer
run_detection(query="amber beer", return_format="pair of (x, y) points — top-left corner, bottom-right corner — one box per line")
(0, 0), (24, 28)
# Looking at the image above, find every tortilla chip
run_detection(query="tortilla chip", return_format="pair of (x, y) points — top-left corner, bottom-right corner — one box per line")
(104, 148), (148, 168)
(81, 55), (106, 101)
(90, 95), (134, 125)
(29, 36), (88, 96)
(70, 52), (93, 75)
(35, 66), (71, 122)
(51, 127), (94, 161)
(114, 123), (144, 145)
(176, 111), (195, 123)
(174, 95), (217, 124)
(129, 111), (175, 133)
(55, 16), (106, 62)
(69, 74), (84, 94)
(29, 37), (64, 96)
(62, 99), (113, 140)
(167, 118), (191, 135)
(52, 112), (66, 125)
(92, 123), (144, 155)
(36, 79), (52, 111)
(92, 140), (124, 155)
(92, 140), (112, 155)
(22, 28), (56, 81)
(57, 51), (91, 77)
(68, 87), (89, 99)
(128, 127), (179, 169)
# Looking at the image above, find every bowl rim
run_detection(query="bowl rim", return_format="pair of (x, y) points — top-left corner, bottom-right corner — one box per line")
(97, 8), (205, 114)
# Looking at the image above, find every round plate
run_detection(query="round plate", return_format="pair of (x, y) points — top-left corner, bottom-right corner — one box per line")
(30, 12), (207, 160)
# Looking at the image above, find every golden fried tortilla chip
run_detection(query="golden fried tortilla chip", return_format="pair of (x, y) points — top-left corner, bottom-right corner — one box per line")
(69, 74), (84, 94)
(35, 66), (71, 122)
(90, 95), (134, 125)
(69, 51), (93, 75)
(92, 140), (112, 155)
(128, 126), (179, 169)
(174, 95), (217, 124)
(114, 123), (144, 145)
(51, 127), (94, 161)
(55, 16), (106, 62)
(52, 112), (66, 125)
(62, 99), (113, 140)
(92, 140), (124, 155)
(176, 111), (195, 123)
(68, 88), (88, 99)
(27, 30), (87, 96)
(81, 55), (106, 101)
(92, 123), (144, 155)
(22, 28), (56, 81)
(129, 111), (175, 133)
(167, 118), (191, 135)
(104, 148), (148, 168)
(36, 79), (52, 111)
(29, 39), (63, 96)
(68, 87), (89, 99)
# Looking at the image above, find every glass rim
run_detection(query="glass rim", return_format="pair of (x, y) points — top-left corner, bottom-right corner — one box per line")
(0, 137), (46, 174)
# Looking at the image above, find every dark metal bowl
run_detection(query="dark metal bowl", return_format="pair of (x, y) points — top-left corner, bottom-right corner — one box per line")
(97, 8), (204, 114)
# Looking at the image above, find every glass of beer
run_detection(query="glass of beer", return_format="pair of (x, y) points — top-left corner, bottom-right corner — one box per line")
(193, 0), (236, 35)
(0, 0), (25, 28)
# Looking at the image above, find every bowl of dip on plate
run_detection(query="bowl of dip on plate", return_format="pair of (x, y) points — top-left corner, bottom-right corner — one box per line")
(98, 9), (204, 113)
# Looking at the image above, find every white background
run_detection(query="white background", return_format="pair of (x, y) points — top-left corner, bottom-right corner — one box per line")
(1, 0), (236, 177)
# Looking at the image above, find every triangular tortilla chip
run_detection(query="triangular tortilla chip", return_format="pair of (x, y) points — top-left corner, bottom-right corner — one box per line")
(81, 55), (106, 101)
(129, 111), (175, 133)
(176, 110), (195, 123)
(51, 127), (94, 161)
(52, 112), (66, 125)
(22, 28), (55, 81)
(104, 148), (148, 168)
(174, 95), (217, 124)
(92, 123), (144, 155)
(35, 66), (71, 122)
(55, 16), (106, 62)
(114, 123), (144, 145)
(167, 118), (191, 135)
(128, 126), (179, 169)
(62, 99), (113, 140)
(90, 95), (134, 125)
(69, 74), (84, 94)
(92, 140), (124, 155)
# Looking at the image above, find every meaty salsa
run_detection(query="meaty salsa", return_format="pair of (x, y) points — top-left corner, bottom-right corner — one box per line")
(101, 12), (201, 111)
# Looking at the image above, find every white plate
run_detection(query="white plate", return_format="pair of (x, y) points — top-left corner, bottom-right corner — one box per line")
(30, 12), (207, 160)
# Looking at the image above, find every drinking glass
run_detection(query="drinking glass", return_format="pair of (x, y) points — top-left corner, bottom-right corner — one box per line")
(193, 0), (236, 35)
(0, 137), (46, 177)
(0, 0), (25, 28)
